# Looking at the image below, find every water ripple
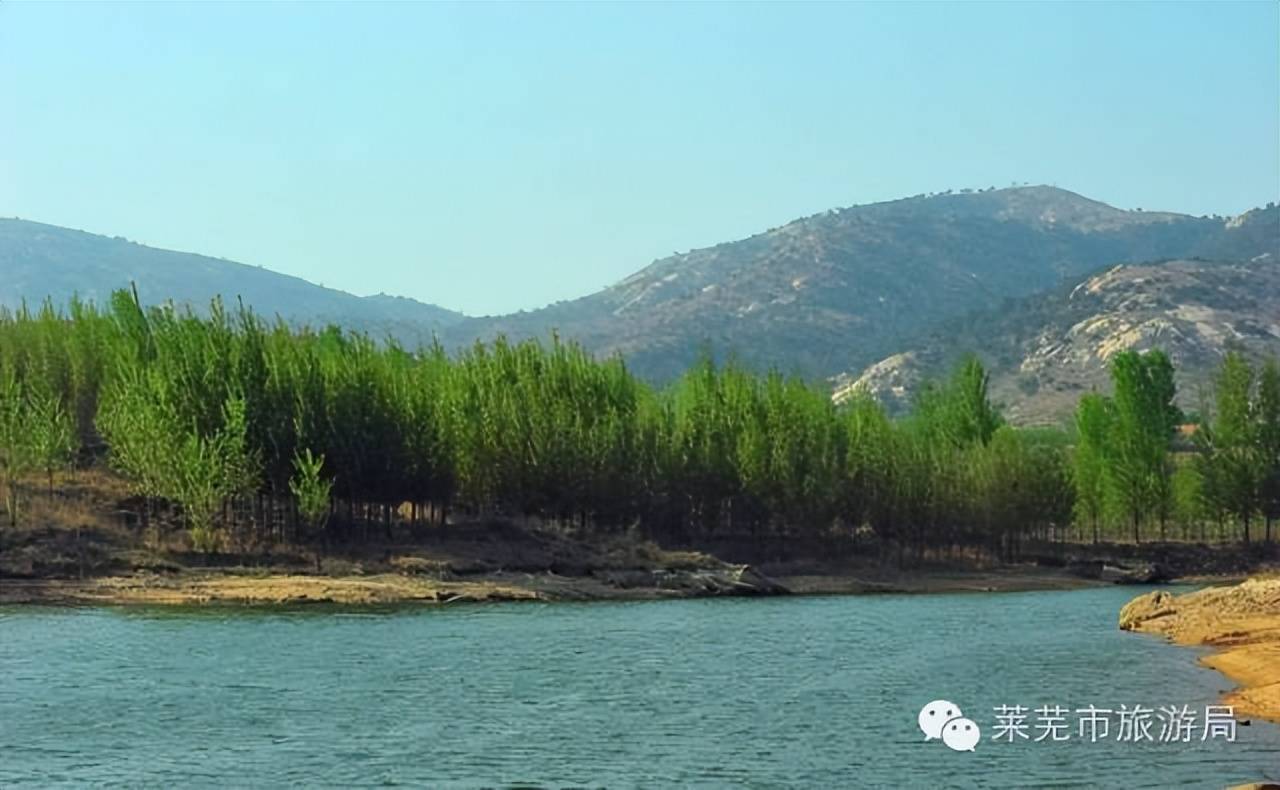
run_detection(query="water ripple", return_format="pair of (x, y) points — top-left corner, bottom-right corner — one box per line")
(0, 589), (1276, 788)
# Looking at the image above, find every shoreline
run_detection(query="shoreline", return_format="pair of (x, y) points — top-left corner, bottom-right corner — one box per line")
(1120, 578), (1280, 725)
(0, 564), (1121, 607)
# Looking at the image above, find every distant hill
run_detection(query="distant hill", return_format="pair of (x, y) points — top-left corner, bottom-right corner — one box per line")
(835, 250), (1279, 424)
(2, 188), (1275, 423)
(0, 219), (464, 339)
(441, 187), (1269, 382)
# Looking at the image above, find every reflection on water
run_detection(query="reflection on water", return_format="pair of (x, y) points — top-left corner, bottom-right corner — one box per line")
(1, 587), (1276, 788)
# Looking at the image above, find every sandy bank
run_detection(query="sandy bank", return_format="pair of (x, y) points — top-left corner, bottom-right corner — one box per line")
(0, 563), (1122, 607)
(1120, 577), (1280, 724)
(0, 564), (790, 606)
(0, 573), (542, 606)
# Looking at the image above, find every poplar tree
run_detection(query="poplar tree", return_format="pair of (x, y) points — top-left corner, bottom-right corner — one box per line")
(1072, 393), (1112, 543)
(1256, 359), (1280, 544)
(28, 384), (76, 499)
(1105, 350), (1177, 544)
(0, 371), (36, 527)
(0, 287), (1136, 562)
(1199, 352), (1262, 544)
(290, 448), (333, 541)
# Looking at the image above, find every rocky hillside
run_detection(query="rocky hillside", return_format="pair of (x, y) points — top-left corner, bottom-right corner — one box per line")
(442, 187), (1263, 381)
(837, 251), (1279, 424)
(0, 219), (464, 339)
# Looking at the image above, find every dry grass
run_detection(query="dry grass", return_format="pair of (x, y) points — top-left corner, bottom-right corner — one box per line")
(0, 469), (158, 578)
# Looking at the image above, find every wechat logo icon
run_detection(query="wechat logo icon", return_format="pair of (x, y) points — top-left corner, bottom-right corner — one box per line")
(918, 699), (981, 752)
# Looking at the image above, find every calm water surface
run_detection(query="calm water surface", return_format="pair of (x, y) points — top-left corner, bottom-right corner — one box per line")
(1, 586), (1277, 788)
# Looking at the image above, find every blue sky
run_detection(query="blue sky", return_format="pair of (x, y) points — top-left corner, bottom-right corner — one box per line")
(1, 2), (1276, 316)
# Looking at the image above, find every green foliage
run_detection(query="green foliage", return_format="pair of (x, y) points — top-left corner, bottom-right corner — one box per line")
(93, 300), (262, 550)
(1195, 352), (1271, 544)
(98, 366), (180, 506)
(1105, 350), (1177, 543)
(28, 382), (76, 493)
(1255, 359), (1280, 541)
(32, 288), (1276, 559)
(1171, 462), (1206, 540)
(1072, 393), (1112, 543)
(290, 448), (332, 537)
(0, 362), (78, 526)
(0, 370), (35, 526)
(173, 394), (259, 552)
(911, 355), (1004, 448)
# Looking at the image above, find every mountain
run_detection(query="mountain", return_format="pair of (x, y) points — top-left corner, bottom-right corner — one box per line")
(835, 249), (1279, 425)
(2, 188), (1275, 420)
(441, 187), (1264, 381)
(0, 218), (464, 338)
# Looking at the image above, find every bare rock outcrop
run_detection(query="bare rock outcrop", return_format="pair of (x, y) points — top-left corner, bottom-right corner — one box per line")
(1120, 578), (1280, 724)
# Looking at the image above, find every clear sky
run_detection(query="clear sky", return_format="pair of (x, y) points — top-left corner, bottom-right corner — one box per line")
(1, 2), (1276, 316)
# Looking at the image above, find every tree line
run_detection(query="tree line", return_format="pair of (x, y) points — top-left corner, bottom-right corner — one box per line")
(0, 289), (1274, 559)
(1072, 348), (1279, 545)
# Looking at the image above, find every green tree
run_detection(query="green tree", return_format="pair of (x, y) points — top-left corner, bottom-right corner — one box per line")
(97, 368), (180, 538)
(0, 286), (1104, 564)
(1171, 462), (1206, 541)
(174, 394), (259, 552)
(290, 447), (333, 541)
(1256, 358), (1280, 544)
(1072, 393), (1112, 543)
(0, 371), (37, 527)
(913, 355), (1003, 448)
(1105, 350), (1177, 544)
(28, 384), (77, 499)
(1199, 352), (1261, 544)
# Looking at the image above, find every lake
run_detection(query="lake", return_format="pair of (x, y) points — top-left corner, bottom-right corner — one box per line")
(1, 586), (1277, 788)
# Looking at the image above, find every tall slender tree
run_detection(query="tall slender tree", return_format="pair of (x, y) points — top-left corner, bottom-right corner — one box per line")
(1256, 359), (1280, 544)
(1105, 350), (1177, 544)
(1198, 353), (1261, 544)
(1072, 393), (1112, 543)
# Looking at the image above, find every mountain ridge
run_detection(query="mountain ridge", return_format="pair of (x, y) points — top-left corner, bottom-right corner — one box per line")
(2, 186), (1275, 424)
(0, 218), (465, 339)
(438, 186), (1269, 381)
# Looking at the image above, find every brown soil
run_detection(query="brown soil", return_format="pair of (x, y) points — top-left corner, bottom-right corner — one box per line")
(1120, 577), (1280, 724)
